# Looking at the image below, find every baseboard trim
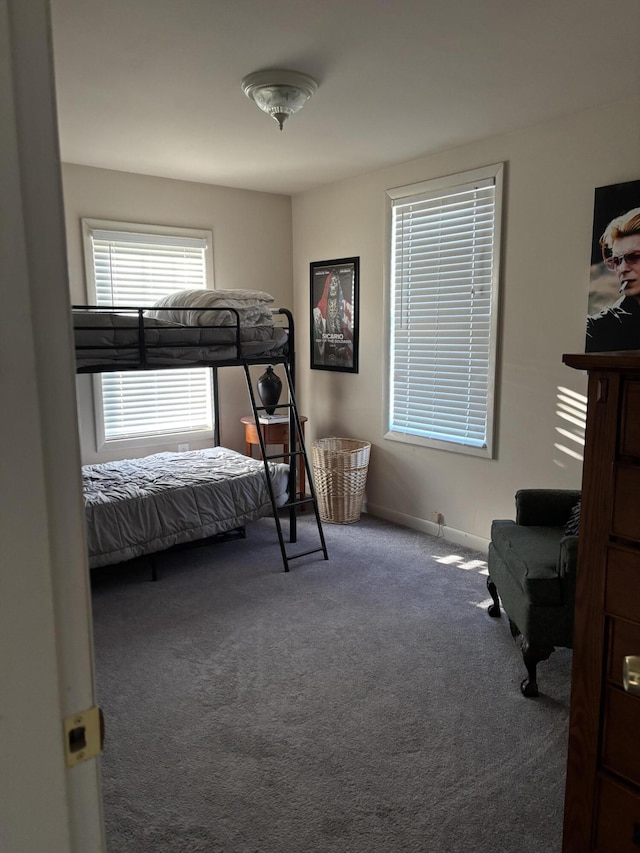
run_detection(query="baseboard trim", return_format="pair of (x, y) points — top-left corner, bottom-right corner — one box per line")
(364, 502), (490, 556)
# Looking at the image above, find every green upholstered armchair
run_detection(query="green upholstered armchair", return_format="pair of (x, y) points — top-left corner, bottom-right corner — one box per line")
(487, 488), (581, 697)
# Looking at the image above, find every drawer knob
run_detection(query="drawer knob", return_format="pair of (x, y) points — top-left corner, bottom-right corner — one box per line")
(624, 656), (640, 697)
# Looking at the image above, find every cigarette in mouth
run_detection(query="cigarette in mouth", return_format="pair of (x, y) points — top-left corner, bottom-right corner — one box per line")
(619, 281), (628, 294)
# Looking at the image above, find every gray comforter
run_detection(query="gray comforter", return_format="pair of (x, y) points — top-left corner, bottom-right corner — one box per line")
(83, 447), (289, 567)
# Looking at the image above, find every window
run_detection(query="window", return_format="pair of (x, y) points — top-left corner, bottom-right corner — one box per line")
(386, 163), (503, 458)
(82, 219), (215, 450)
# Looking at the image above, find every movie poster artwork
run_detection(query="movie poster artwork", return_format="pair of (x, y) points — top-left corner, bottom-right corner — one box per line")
(310, 257), (359, 372)
(585, 179), (640, 352)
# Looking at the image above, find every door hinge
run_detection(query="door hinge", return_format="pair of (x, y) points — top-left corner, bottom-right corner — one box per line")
(63, 705), (104, 767)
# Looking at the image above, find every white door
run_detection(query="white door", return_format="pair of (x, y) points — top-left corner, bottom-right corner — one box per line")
(1, 2), (105, 851)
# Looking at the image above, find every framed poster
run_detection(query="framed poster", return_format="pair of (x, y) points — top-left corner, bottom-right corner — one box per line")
(310, 256), (359, 372)
(585, 179), (640, 352)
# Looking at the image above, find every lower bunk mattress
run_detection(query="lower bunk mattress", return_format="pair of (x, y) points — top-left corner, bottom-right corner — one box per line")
(82, 446), (289, 568)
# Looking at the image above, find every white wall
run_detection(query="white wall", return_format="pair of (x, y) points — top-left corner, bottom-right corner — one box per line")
(61, 100), (640, 546)
(61, 164), (293, 464)
(292, 99), (640, 550)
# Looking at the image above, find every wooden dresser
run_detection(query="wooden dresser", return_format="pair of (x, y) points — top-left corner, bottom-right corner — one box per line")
(562, 352), (640, 852)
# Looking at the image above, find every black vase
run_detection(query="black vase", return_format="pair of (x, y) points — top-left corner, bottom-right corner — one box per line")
(257, 366), (282, 415)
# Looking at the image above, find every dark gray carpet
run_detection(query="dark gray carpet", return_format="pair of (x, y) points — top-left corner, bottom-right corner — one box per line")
(91, 513), (571, 853)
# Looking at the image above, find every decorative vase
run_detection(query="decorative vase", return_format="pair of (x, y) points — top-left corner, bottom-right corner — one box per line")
(257, 366), (282, 415)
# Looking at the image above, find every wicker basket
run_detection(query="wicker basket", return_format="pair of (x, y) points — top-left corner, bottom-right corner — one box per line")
(311, 437), (371, 524)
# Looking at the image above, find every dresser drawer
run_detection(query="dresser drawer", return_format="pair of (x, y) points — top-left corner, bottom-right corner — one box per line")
(602, 686), (640, 787)
(609, 618), (640, 689)
(605, 546), (640, 622)
(595, 775), (640, 852)
(613, 466), (640, 543)
(620, 381), (640, 458)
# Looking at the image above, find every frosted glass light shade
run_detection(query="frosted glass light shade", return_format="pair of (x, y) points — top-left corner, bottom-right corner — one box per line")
(242, 69), (318, 130)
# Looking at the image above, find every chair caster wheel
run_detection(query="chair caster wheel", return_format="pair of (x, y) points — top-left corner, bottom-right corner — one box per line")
(488, 603), (500, 618)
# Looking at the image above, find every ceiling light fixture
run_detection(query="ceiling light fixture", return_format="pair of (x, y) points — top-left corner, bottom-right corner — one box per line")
(241, 69), (318, 131)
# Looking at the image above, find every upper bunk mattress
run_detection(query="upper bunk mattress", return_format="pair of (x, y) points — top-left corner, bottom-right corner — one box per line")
(73, 311), (288, 369)
(83, 446), (289, 568)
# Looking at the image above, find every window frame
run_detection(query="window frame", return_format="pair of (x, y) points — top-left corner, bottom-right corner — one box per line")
(82, 218), (215, 452)
(384, 163), (503, 458)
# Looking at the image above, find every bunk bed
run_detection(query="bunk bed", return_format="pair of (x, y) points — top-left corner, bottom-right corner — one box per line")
(73, 288), (289, 372)
(72, 288), (328, 573)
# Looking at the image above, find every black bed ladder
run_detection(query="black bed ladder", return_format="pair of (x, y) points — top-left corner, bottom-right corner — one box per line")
(242, 361), (328, 572)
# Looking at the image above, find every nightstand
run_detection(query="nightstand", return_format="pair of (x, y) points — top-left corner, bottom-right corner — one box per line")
(241, 415), (308, 501)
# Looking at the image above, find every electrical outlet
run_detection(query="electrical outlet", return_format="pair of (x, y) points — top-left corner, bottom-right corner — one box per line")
(431, 511), (445, 525)
(178, 443), (189, 452)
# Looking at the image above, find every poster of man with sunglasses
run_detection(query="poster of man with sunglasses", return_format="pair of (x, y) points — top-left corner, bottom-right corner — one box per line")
(586, 179), (640, 352)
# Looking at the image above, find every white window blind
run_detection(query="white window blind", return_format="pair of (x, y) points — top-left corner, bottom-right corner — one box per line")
(387, 165), (502, 457)
(84, 220), (214, 446)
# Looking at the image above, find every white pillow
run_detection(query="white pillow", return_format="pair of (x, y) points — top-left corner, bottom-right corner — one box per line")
(145, 289), (275, 327)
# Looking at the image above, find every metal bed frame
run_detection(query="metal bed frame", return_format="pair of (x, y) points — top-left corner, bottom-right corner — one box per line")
(72, 304), (328, 572)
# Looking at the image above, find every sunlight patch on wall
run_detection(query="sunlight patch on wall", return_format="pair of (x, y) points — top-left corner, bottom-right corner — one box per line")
(554, 385), (587, 467)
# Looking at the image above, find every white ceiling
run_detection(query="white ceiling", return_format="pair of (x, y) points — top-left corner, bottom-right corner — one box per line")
(51, 0), (640, 196)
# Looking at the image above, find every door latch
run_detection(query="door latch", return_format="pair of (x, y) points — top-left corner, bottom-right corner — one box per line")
(63, 706), (104, 767)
